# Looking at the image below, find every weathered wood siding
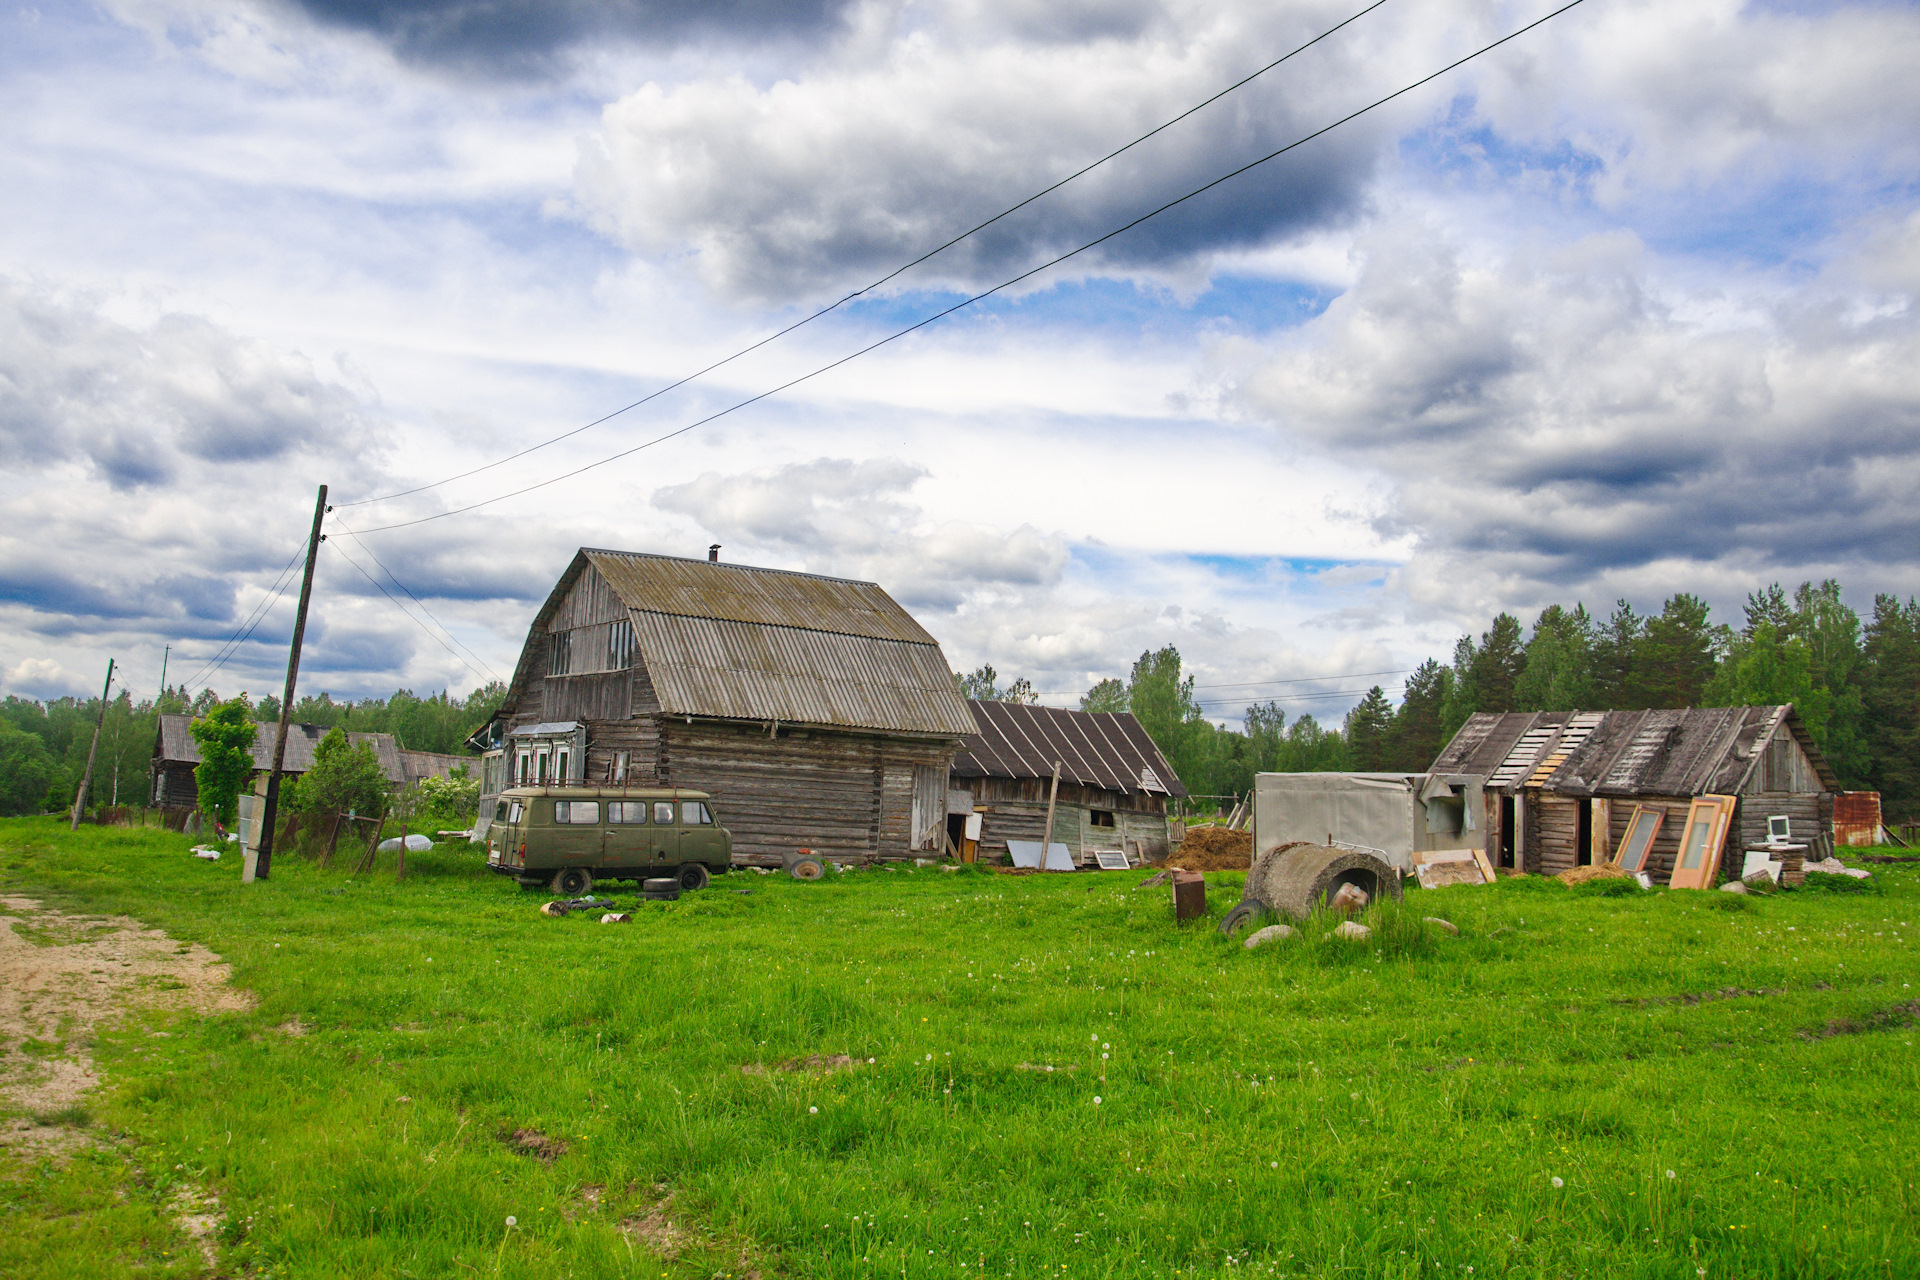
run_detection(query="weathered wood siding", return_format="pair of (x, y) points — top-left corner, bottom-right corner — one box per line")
(1606, 795), (1693, 881)
(959, 776), (1171, 863)
(1533, 794), (1581, 875)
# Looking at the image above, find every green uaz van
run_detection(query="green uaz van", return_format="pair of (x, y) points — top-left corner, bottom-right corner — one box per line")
(486, 786), (731, 896)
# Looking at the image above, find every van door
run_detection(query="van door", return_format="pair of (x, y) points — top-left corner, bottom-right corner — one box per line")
(649, 800), (679, 866)
(602, 800), (648, 872)
(550, 798), (601, 869)
(678, 799), (724, 866)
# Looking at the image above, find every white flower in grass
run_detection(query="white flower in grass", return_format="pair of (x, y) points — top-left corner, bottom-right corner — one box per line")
(1666, 1170), (1676, 1179)
(1093, 1096), (1102, 1105)
(505, 1216), (517, 1227)
(1551, 1177), (1564, 1188)
(809, 1106), (818, 1114)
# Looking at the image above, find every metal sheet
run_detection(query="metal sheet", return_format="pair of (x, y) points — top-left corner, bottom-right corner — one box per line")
(951, 701), (1187, 798)
(587, 549), (936, 644)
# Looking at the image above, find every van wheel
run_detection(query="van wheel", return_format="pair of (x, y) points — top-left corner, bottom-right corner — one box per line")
(677, 863), (710, 892)
(551, 867), (593, 897)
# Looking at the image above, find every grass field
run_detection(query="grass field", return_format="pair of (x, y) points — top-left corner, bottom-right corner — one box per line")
(2, 818), (1918, 1279)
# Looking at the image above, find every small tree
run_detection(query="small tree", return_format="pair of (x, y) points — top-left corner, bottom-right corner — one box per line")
(189, 698), (257, 826)
(418, 766), (480, 821)
(1080, 678), (1128, 713)
(0, 723), (58, 816)
(296, 726), (389, 818)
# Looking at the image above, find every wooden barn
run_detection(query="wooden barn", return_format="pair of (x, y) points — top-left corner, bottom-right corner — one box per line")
(482, 548), (978, 864)
(949, 701), (1185, 865)
(1430, 705), (1839, 880)
(148, 713), (437, 808)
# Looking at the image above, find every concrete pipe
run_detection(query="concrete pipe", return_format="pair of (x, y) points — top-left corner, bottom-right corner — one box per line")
(1220, 842), (1402, 933)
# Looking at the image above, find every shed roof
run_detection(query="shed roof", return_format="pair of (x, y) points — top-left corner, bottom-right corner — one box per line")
(1429, 705), (1840, 796)
(951, 701), (1188, 798)
(154, 714), (409, 783)
(503, 549), (976, 738)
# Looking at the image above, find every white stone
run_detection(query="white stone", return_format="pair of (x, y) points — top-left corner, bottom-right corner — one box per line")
(1242, 924), (1296, 950)
(1423, 917), (1459, 934)
(1334, 921), (1373, 941)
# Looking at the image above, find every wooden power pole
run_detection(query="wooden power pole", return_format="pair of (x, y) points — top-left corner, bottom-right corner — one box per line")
(69, 659), (115, 830)
(254, 485), (327, 881)
(1041, 760), (1062, 870)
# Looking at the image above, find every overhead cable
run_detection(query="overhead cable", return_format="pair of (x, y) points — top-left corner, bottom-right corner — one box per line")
(338, 0), (1391, 510)
(349, 0), (1590, 536)
(323, 541), (491, 683)
(330, 520), (503, 683)
(178, 545), (309, 692)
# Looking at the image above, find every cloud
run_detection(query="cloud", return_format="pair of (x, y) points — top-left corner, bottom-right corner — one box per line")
(1232, 213), (1920, 616)
(3, 658), (91, 700)
(276, 0), (855, 75)
(573, 0), (1405, 301)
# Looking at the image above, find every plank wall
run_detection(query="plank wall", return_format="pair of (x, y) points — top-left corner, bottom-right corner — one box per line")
(1531, 793), (1581, 875)
(962, 776), (1171, 863)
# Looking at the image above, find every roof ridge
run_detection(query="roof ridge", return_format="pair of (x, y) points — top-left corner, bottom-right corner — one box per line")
(581, 547), (874, 588)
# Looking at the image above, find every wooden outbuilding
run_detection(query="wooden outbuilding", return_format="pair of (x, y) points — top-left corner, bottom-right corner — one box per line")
(481, 548), (977, 865)
(1430, 705), (1839, 880)
(149, 713), (419, 809)
(948, 701), (1185, 865)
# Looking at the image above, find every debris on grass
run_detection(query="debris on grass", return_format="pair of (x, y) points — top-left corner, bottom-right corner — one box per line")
(1556, 863), (1634, 885)
(170, 1184), (224, 1271)
(1423, 917), (1459, 935)
(739, 1053), (857, 1077)
(1796, 1000), (1920, 1041)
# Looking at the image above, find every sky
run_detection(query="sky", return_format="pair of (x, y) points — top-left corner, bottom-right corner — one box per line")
(2, 0), (1917, 727)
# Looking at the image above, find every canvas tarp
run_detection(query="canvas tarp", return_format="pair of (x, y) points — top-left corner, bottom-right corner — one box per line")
(1253, 772), (1486, 874)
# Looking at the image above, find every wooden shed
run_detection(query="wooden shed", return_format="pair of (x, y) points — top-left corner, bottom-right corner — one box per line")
(949, 701), (1185, 865)
(1431, 705), (1839, 880)
(148, 714), (416, 809)
(485, 548), (977, 865)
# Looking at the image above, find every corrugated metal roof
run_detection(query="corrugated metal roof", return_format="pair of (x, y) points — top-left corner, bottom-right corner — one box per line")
(951, 701), (1189, 798)
(586, 550), (936, 644)
(635, 613), (978, 736)
(154, 714), (409, 783)
(1430, 704), (1840, 796)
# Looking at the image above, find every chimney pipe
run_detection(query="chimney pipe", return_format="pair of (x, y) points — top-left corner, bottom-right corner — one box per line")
(708, 544), (721, 563)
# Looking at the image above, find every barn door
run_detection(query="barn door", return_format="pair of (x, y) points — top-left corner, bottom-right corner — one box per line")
(1668, 795), (1737, 890)
(910, 764), (949, 852)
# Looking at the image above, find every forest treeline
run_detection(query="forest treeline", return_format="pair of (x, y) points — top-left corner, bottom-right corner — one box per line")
(0, 683), (506, 817)
(971, 581), (1920, 821)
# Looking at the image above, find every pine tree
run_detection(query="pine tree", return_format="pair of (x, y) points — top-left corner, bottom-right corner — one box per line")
(1388, 659), (1452, 770)
(1344, 687), (1395, 771)
(1862, 595), (1920, 820)
(1515, 604), (1595, 711)
(1636, 594), (1717, 707)
(1468, 613), (1527, 712)
(1591, 600), (1642, 708)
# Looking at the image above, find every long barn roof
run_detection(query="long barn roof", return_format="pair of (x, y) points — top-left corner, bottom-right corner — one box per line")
(153, 713), (408, 782)
(1430, 704), (1840, 796)
(504, 549), (977, 738)
(952, 700), (1188, 798)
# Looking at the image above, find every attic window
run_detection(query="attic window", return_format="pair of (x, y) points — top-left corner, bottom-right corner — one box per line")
(1090, 810), (1116, 829)
(609, 618), (635, 669)
(548, 629), (571, 677)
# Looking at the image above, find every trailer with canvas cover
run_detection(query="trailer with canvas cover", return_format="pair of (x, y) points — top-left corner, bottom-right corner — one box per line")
(1251, 771), (1487, 876)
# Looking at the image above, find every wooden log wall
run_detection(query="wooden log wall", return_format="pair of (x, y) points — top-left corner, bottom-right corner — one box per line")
(1532, 793), (1581, 875)
(1605, 795), (1692, 882)
(1736, 791), (1826, 858)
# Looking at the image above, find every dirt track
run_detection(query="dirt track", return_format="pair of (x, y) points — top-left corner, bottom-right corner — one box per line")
(0, 894), (253, 1156)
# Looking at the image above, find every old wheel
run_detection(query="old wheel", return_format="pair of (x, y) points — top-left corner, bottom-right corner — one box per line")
(784, 852), (826, 881)
(551, 867), (593, 897)
(677, 863), (710, 892)
(1218, 899), (1263, 937)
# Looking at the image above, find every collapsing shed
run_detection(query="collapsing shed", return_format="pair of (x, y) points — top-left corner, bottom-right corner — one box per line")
(948, 701), (1186, 865)
(149, 714), (418, 809)
(1430, 705), (1839, 881)
(484, 548), (978, 864)
(1251, 772), (1486, 875)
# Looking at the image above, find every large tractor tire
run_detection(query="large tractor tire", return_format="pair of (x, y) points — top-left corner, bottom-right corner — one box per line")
(1231, 843), (1401, 927)
(783, 850), (826, 881)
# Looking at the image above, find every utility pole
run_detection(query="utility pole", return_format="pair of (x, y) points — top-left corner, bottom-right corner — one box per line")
(1041, 760), (1062, 869)
(158, 645), (169, 706)
(69, 659), (115, 830)
(254, 485), (327, 881)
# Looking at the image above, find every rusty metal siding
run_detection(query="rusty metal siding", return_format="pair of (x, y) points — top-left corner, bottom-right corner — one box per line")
(586, 550), (937, 644)
(1834, 791), (1883, 846)
(633, 613), (976, 736)
(951, 701), (1188, 799)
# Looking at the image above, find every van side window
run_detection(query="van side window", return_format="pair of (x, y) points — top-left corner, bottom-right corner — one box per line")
(653, 801), (674, 825)
(507, 801), (524, 824)
(608, 801), (648, 824)
(494, 801), (508, 821)
(681, 801), (712, 826)
(554, 800), (600, 825)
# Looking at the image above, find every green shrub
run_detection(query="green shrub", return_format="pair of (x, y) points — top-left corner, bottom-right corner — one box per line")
(1800, 870), (1880, 894)
(188, 699), (256, 825)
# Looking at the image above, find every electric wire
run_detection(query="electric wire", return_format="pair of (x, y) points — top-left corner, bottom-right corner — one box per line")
(1026, 667), (1412, 696)
(349, 0), (1590, 536)
(329, 520), (503, 683)
(338, 0), (1391, 510)
(323, 540), (490, 682)
(177, 546), (309, 692)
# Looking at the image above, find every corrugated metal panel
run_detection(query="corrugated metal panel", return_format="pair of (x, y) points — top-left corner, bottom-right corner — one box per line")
(1834, 791), (1882, 846)
(951, 702), (1188, 798)
(634, 612), (976, 735)
(588, 550), (936, 644)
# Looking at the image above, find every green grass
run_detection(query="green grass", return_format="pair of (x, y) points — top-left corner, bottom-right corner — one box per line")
(2, 818), (1918, 1278)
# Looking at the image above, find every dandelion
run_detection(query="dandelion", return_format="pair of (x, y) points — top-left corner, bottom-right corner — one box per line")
(1667, 1170), (1677, 1179)
(1093, 1097), (1102, 1105)
(1271, 1161), (1278, 1168)
(1551, 1177), (1564, 1189)
(506, 1216), (517, 1227)
(809, 1106), (819, 1114)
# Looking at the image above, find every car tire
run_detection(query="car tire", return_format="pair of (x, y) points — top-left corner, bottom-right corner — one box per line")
(786, 854), (826, 881)
(677, 863), (710, 892)
(551, 867), (593, 897)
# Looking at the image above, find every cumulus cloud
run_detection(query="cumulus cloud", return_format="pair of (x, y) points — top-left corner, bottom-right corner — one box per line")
(574, 0), (1410, 300)
(1233, 214), (1920, 615)
(652, 457), (1068, 611)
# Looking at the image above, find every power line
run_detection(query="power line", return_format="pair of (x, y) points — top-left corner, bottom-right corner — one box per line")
(348, 0), (1590, 536)
(338, 0), (1390, 511)
(323, 540), (491, 683)
(1028, 667), (1412, 696)
(177, 545), (309, 692)
(329, 520), (503, 684)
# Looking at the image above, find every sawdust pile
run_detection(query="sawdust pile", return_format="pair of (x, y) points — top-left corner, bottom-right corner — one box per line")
(1167, 825), (1254, 871)
(1556, 863), (1633, 885)
(0, 894), (253, 1158)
